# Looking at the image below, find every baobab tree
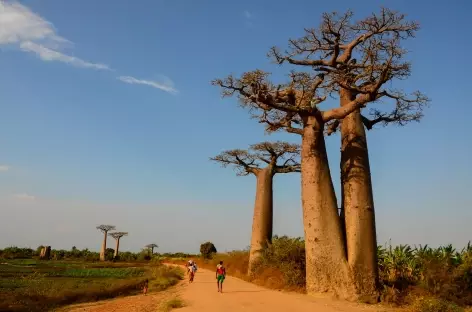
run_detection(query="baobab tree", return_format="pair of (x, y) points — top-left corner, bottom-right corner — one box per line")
(212, 8), (427, 301)
(109, 232), (128, 259)
(96, 224), (116, 261)
(145, 243), (158, 256)
(269, 9), (429, 301)
(211, 141), (300, 273)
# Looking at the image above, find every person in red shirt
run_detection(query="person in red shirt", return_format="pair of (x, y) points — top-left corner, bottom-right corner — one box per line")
(215, 261), (226, 293)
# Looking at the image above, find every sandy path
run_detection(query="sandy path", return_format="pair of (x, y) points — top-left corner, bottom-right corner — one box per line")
(61, 266), (398, 311)
(58, 285), (182, 312)
(178, 267), (396, 312)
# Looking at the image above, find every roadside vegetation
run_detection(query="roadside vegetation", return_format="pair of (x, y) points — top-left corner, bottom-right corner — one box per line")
(165, 237), (472, 312)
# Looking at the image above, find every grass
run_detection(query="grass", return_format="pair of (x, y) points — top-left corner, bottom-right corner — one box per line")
(149, 265), (184, 291)
(410, 297), (465, 312)
(46, 267), (145, 278)
(161, 297), (185, 311)
(0, 259), (183, 312)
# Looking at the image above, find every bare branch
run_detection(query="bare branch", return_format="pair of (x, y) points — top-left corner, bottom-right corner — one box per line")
(210, 141), (301, 176)
(96, 225), (116, 233)
(271, 8), (419, 67)
(361, 90), (430, 129)
(322, 92), (374, 122)
(212, 70), (327, 134)
(210, 149), (260, 176)
(325, 119), (341, 135)
(214, 8), (427, 134)
(260, 110), (303, 135)
(108, 232), (128, 240)
(145, 243), (158, 249)
(267, 8), (427, 125)
(252, 141), (300, 172)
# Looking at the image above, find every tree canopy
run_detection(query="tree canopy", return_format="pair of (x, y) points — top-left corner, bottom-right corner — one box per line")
(96, 225), (116, 233)
(211, 141), (300, 176)
(213, 9), (429, 135)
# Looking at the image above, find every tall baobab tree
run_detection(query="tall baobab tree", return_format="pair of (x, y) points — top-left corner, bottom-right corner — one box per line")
(211, 141), (300, 273)
(96, 225), (116, 261)
(212, 8), (427, 301)
(109, 232), (128, 259)
(269, 9), (429, 301)
(145, 243), (158, 256)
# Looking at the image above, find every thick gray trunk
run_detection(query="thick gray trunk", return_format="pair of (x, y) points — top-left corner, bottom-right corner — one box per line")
(100, 232), (107, 261)
(301, 115), (355, 300)
(340, 88), (379, 302)
(114, 238), (120, 258)
(248, 167), (274, 274)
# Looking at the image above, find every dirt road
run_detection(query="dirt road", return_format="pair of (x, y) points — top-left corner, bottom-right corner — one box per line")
(62, 267), (397, 311)
(178, 267), (395, 312)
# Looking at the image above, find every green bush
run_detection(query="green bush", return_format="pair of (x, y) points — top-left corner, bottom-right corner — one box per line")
(378, 243), (472, 306)
(251, 236), (305, 288)
(200, 242), (217, 259)
(411, 297), (464, 312)
(0, 246), (35, 259)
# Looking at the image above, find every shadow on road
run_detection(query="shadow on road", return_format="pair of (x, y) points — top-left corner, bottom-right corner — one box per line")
(223, 290), (268, 294)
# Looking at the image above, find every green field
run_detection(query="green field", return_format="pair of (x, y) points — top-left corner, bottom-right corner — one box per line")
(0, 259), (183, 312)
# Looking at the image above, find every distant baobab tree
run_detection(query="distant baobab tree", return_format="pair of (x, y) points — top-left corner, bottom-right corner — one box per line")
(211, 141), (300, 273)
(108, 232), (128, 259)
(96, 225), (116, 261)
(145, 243), (158, 255)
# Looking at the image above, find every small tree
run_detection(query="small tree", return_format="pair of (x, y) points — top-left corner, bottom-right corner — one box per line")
(200, 242), (217, 259)
(105, 248), (115, 261)
(108, 232), (128, 259)
(211, 141), (300, 273)
(96, 224), (116, 261)
(145, 243), (158, 256)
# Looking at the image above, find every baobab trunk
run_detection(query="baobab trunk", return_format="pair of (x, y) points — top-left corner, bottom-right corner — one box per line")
(248, 167), (274, 274)
(100, 232), (107, 261)
(114, 239), (120, 259)
(301, 115), (355, 300)
(340, 88), (379, 302)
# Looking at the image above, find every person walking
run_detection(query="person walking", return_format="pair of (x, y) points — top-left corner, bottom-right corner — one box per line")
(188, 261), (197, 283)
(216, 261), (226, 293)
(142, 279), (149, 295)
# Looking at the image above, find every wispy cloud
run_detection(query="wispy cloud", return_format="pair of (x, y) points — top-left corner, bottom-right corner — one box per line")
(20, 41), (110, 70)
(0, 1), (178, 92)
(0, 165), (9, 171)
(117, 76), (178, 94)
(0, 1), (109, 70)
(12, 193), (36, 201)
(243, 10), (254, 27)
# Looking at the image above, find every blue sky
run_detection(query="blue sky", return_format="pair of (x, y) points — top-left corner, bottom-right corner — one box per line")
(0, 0), (470, 253)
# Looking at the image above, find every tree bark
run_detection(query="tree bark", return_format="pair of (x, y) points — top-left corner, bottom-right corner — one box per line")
(100, 232), (107, 261)
(114, 238), (120, 258)
(340, 88), (379, 302)
(248, 167), (274, 274)
(301, 115), (355, 300)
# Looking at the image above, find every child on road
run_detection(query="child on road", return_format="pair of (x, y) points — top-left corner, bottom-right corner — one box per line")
(143, 279), (148, 295)
(216, 261), (226, 293)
